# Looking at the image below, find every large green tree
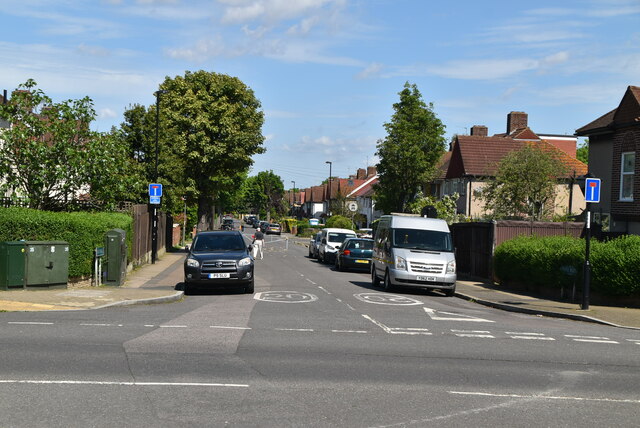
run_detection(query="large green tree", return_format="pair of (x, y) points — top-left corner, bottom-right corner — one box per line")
(374, 82), (446, 213)
(159, 71), (265, 230)
(481, 144), (568, 221)
(241, 171), (285, 220)
(0, 79), (140, 209)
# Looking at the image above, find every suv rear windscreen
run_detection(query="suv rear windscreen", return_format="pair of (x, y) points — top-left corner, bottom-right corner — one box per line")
(328, 232), (356, 243)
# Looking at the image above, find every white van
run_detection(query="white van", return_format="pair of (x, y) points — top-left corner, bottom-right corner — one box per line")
(371, 214), (456, 296)
(318, 228), (357, 264)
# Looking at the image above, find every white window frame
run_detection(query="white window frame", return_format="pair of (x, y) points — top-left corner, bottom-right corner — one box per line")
(620, 152), (635, 201)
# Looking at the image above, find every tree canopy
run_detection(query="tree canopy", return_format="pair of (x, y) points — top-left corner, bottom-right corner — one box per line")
(241, 171), (285, 220)
(481, 144), (568, 221)
(374, 82), (446, 213)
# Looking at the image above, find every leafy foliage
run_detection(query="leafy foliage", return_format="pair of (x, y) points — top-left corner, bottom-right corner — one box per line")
(326, 215), (355, 230)
(576, 139), (589, 164)
(374, 82), (446, 213)
(241, 171), (285, 219)
(494, 235), (640, 296)
(0, 208), (131, 278)
(405, 192), (464, 224)
(481, 144), (568, 221)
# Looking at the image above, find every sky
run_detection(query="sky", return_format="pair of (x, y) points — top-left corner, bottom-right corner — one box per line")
(1, 0), (638, 190)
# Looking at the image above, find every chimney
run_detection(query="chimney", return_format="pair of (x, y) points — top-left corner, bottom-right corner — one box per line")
(507, 111), (528, 134)
(366, 166), (377, 178)
(356, 168), (366, 180)
(470, 125), (488, 137)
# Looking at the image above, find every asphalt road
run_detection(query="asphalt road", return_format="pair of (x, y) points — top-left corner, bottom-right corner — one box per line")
(0, 227), (639, 427)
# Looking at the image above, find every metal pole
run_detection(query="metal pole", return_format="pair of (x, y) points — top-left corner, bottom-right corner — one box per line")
(151, 91), (161, 264)
(182, 196), (187, 246)
(582, 202), (591, 310)
(326, 161), (332, 216)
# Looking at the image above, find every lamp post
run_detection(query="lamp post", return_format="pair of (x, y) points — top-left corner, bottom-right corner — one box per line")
(325, 161), (332, 216)
(291, 181), (296, 204)
(151, 89), (167, 264)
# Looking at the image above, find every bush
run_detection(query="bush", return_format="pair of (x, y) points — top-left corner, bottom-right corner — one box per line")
(326, 215), (354, 230)
(494, 235), (640, 297)
(0, 208), (132, 278)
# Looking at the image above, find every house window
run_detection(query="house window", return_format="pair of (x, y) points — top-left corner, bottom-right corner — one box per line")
(620, 152), (635, 201)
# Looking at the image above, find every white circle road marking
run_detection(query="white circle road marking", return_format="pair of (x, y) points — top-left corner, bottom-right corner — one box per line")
(354, 293), (423, 306)
(254, 291), (318, 303)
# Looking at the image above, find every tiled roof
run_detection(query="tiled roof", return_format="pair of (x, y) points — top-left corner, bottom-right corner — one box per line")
(576, 85), (640, 135)
(348, 175), (378, 198)
(575, 108), (617, 135)
(435, 151), (452, 179)
(447, 135), (587, 179)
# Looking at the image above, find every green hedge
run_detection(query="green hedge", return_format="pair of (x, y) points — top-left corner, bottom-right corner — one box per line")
(494, 235), (640, 296)
(326, 215), (354, 230)
(0, 208), (132, 278)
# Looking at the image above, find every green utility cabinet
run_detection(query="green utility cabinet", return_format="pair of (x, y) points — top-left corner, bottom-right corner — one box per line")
(24, 241), (69, 288)
(0, 241), (27, 290)
(104, 229), (127, 286)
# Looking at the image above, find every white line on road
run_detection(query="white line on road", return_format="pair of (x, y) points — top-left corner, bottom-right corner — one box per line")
(449, 391), (640, 404)
(159, 325), (188, 328)
(318, 286), (332, 295)
(210, 326), (252, 330)
(627, 339), (640, 344)
(276, 328), (315, 332)
(305, 278), (316, 285)
(424, 307), (494, 322)
(362, 315), (431, 335)
(0, 380), (249, 388)
(80, 323), (113, 327)
(8, 322), (54, 325)
(345, 304), (355, 311)
(565, 335), (619, 344)
(331, 330), (368, 334)
(451, 329), (494, 338)
(506, 332), (555, 340)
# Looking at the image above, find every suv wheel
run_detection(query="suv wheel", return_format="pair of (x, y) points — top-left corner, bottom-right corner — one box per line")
(244, 279), (255, 294)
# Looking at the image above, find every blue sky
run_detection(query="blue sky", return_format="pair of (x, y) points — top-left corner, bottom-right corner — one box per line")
(1, 0), (638, 189)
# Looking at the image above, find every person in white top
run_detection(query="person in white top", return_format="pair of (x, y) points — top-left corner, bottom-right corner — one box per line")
(252, 228), (265, 259)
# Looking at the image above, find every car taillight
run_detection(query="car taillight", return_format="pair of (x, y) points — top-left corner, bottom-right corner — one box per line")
(343, 250), (351, 256)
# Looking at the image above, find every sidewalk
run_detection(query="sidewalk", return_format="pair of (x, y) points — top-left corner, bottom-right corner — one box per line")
(0, 252), (184, 312)
(456, 279), (640, 330)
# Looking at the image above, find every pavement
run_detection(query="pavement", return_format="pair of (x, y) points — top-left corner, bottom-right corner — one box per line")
(1, 237), (639, 331)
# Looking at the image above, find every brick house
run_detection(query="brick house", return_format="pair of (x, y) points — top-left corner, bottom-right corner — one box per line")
(441, 112), (587, 218)
(575, 85), (640, 234)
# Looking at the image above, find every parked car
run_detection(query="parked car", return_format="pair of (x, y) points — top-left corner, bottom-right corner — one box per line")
(371, 214), (456, 296)
(335, 238), (373, 271)
(258, 221), (270, 231)
(308, 231), (322, 258)
(266, 223), (281, 235)
(245, 215), (257, 225)
(317, 228), (357, 264)
(251, 218), (261, 228)
(183, 230), (254, 294)
(357, 228), (373, 239)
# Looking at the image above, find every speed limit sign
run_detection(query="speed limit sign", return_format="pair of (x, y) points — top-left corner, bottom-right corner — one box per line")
(347, 201), (358, 212)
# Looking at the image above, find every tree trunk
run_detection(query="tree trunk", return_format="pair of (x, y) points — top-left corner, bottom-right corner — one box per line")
(196, 195), (215, 232)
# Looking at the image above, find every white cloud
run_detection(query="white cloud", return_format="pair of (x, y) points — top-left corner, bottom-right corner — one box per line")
(424, 58), (539, 80)
(355, 62), (384, 80)
(99, 108), (118, 119)
(219, 0), (337, 25)
(282, 135), (376, 157)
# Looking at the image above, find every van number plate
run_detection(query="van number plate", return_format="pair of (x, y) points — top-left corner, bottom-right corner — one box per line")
(417, 276), (436, 282)
(208, 273), (230, 279)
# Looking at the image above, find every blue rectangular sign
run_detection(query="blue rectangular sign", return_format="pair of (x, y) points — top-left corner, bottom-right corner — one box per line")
(150, 196), (161, 205)
(585, 178), (601, 203)
(149, 183), (163, 197)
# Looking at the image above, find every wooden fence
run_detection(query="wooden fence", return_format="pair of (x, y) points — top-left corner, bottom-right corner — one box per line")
(451, 220), (585, 280)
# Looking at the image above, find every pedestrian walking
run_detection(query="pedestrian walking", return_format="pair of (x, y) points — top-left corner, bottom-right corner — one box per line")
(252, 227), (265, 259)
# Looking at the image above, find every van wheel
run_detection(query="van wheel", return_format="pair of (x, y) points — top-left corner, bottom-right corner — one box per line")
(383, 270), (394, 291)
(444, 285), (456, 297)
(371, 267), (380, 287)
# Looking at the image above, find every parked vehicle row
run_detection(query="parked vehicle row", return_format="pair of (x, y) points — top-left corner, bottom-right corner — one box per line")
(307, 215), (458, 296)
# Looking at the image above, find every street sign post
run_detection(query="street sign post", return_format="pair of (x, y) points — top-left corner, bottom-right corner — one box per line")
(148, 183), (162, 264)
(581, 177), (600, 311)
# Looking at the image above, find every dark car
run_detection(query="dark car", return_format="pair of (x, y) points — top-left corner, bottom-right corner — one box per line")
(251, 218), (261, 228)
(258, 221), (270, 231)
(245, 215), (257, 225)
(221, 218), (234, 230)
(334, 238), (373, 272)
(184, 231), (254, 294)
(265, 223), (281, 235)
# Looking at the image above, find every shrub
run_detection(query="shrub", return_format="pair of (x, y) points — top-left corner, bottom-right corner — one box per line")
(0, 208), (132, 278)
(494, 234), (640, 297)
(326, 215), (354, 230)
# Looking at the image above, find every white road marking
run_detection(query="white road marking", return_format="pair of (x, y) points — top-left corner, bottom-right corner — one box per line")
(80, 323), (113, 327)
(449, 391), (640, 404)
(506, 332), (555, 340)
(424, 307), (494, 323)
(159, 325), (187, 328)
(355, 293), (423, 306)
(318, 286), (332, 295)
(627, 339), (640, 345)
(210, 325), (252, 330)
(254, 291), (318, 303)
(144, 325), (155, 327)
(345, 304), (355, 311)
(331, 330), (368, 334)
(305, 278), (316, 285)
(565, 335), (619, 344)
(8, 322), (54, 325)
(362, 315), (431, 335)
(0, 380), (249, 388)
(276, 328), (314, 332)
(451, 329), (494, 338)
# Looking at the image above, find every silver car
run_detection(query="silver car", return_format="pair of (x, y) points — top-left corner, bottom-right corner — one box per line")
(308, 231), (322, 258)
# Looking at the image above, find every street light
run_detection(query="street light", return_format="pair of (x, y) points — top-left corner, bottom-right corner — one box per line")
(325, 161), (332, 216)
(291, 180), (296, 204)
(151, 89), (167, 264)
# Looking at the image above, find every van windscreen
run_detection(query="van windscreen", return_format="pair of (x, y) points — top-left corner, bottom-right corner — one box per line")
(392, 228), (453, 252)
(328, 232), (356, 243)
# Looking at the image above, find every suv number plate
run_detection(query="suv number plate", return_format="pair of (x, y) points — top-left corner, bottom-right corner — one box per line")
(417, 276), (436, 282)
(208, 273), (230, 279)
